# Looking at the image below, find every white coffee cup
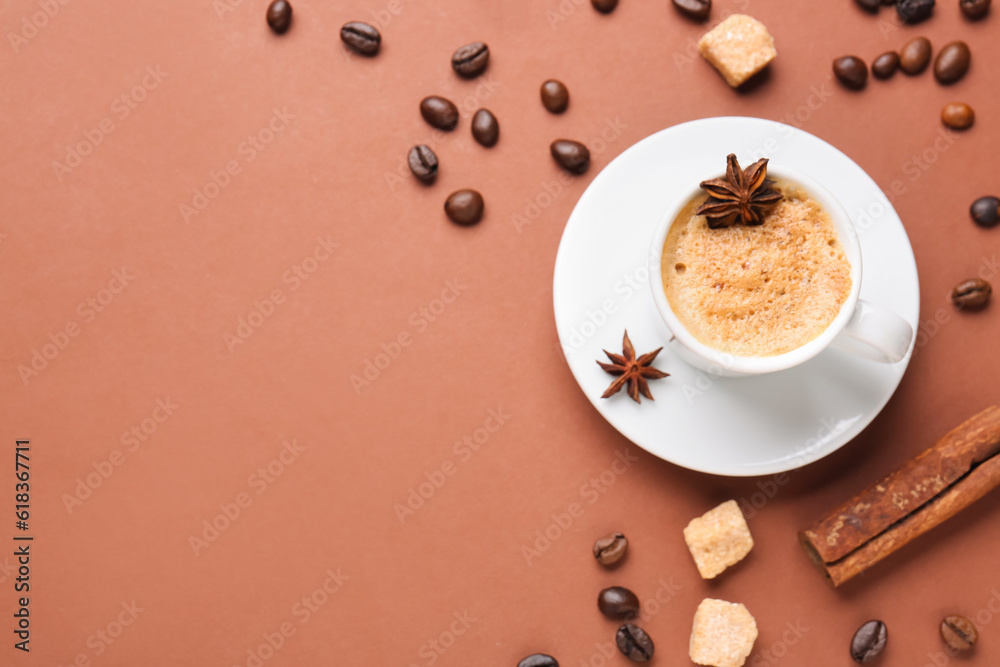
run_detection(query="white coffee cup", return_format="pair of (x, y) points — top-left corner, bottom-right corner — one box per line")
(648, 164), (913, 377)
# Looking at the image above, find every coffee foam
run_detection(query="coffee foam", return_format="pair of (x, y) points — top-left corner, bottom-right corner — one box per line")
(661, 184), (852, 357)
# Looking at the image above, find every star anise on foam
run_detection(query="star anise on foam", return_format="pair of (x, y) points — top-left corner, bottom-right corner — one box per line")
(597, 330), (669, 404)
(695, 153), (783, 228)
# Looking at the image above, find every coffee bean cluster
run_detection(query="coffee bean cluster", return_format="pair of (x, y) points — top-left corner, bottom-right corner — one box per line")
(849, 613), (983, 663)
(834, 37), (971, 88)
(860, 0), (991, 20)
(833, 37), (975, 131)
(405, 47), (593, 225)
(518, 532), (654, 666)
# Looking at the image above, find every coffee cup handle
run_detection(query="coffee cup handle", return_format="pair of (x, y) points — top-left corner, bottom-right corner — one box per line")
(830, 300), (913, 363)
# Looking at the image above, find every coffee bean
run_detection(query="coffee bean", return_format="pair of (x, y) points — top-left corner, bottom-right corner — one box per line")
(517, 654), (558, 667)
(855, 0), (881, 11)
(897, 0), (935, 22)
(960, 0), (991, 19)
(266, 0), (292, 34)
(407, 145), (438, 184)
(593, 532), (627, 565)
(672, 0), (711, 20)
(940, 615), (978, 651)
(833, 56), (868, 90)
(616, 624), (654, 662)
(934, 41), (971, 84)
(850, 620), (888, 664)
(872, 52), (900, 79)
(452, 42), (490, 77)
(471, 109), (499, 147)
(444, 189), (484, 226)
(900, 37), (932, 75)
(340, 21), (380, 56)
(942, 102), (975, 130)
(970, 196), (1000, 227)
(591, 0), (619, 13)
(551, 140), (590, 174)
(540, 80), (570, 114)
(952, 278), (991, 310)
(598, 587), (640, 619)
(420, 96), (459, 131)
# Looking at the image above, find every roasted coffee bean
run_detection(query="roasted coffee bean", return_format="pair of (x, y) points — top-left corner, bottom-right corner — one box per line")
(952, 278), (991, 310)
(340, 21), (380, 55)
(266, 0), (292, 33)
(970, 196), (1000, 227)
(451, 42), (490, 77)
(942, 102), (975, 130)
(591, 0), (619, 12)
(407, 145), (438, 183)
(444, 189), (484, 226)
(593, 532), (628, 565)
(872, 52), (900, 79)
(940, 615), (978, 651)
(960, 0), (991, 19)
(598, 587), (640, 619)
(517, 654), (558, 667)
(850, 620), (888, 664)
(833, 56), (868, 90)
(420, 96), (459, 131)
(540, 80), (570, 114)
(672, 0), (712, 21)
(616, 624), (654, 662)
(471, 109), (499, 147)
(900, 37), (932, 75)
(897, 0), (935, 22)
(934, 41), (971, 84)
(855, 0), (881, 11)
(551, 139), (590, 174)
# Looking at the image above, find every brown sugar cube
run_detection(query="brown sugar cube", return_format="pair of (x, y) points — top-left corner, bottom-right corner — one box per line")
(683, 500), (753, 579)
(689, 599), (759, 667)
(697, 14), (777, 87)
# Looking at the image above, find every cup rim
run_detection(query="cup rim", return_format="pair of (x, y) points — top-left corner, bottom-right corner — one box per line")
(648, 162), (864, 375)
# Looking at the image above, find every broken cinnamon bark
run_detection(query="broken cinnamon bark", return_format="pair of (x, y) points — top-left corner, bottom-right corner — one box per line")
(799, 405), (1000, 587)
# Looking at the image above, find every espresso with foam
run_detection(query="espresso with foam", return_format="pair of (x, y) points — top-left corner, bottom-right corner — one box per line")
(661, 180), (852, 357)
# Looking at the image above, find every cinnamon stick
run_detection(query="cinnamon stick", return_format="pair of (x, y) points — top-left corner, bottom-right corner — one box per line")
(799, 405), (1000, 587)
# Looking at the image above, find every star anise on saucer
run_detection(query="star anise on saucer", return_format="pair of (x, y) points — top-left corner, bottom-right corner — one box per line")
(695, 153), (783, 228)
(597, 330), (669, 404)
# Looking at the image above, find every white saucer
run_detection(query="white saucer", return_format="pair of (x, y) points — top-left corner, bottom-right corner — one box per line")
(553, 117), (920, 477)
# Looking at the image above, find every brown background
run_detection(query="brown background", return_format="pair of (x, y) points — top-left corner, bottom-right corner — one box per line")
(3, 0), (1000, 664)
